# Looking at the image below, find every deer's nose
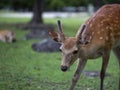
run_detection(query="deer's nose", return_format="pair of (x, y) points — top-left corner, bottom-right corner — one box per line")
(61, 65), (68, 72)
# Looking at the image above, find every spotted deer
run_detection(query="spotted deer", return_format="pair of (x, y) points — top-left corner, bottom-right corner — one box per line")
(49, 4), (120, 90)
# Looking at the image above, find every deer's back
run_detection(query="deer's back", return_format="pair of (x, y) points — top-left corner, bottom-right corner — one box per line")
(84, 4), (120, 48)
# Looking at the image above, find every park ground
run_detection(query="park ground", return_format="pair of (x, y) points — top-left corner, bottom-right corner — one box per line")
(0, 11), (119, 90)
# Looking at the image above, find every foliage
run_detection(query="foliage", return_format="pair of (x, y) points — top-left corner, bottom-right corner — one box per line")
(45, 0), (65, 11)
(0, 0), (120, 11)
(103, 0), (120, 4)
(64, 0), (88, 6)
(0, 0), (34, 11)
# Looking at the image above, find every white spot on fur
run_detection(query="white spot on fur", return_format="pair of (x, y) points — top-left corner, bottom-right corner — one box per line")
(101, 29), (104, 31)
(99, 37), (103, 40)
(110, 33), (113, 37)
(106, 27), (109, 30)
(90, 24), (92, 27)
(97, 31), (100, 34)
(109, 27), (113, 30)
(100, 21), (103, 24)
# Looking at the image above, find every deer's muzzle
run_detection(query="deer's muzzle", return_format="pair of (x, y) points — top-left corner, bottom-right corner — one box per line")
(61, 65), (68, 72)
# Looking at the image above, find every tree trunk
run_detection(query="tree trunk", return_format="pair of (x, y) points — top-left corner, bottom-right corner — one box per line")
(29, 0), (44, 24)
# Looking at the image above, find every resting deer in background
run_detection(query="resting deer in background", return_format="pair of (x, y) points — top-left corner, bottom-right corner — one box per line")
(49, 4), (120, 90)
(0, 30), (16, 43)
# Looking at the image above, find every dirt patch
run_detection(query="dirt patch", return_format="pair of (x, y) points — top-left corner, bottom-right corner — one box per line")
(82, 71), (111, 78)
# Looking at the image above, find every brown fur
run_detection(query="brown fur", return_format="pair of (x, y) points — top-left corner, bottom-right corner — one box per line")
(0, 30), (16, 43)
(81, 4), (120, 48)
(63, 37), (76, 50)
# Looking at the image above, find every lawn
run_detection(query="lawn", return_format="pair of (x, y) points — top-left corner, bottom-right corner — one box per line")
(0, 15), (119, 90)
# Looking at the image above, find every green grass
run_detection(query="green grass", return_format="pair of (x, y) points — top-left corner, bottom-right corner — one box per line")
(0, 15), (119, 90)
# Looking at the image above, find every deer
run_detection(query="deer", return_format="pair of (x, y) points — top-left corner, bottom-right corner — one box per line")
(0, 30), (16, 43)
(49, 4), (120, 90)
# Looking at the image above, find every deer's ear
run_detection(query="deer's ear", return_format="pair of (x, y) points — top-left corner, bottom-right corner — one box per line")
(49, 31), (59, 42)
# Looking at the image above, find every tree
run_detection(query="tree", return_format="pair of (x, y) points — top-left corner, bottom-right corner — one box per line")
(45, 0), (65, 11)
(103, 0), (120, 4)
(29, 0), (44, 24)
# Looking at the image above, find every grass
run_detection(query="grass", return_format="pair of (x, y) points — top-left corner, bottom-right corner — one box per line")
(0, 14), (119, 90)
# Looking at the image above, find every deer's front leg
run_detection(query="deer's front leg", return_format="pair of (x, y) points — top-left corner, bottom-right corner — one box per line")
(100, 50), (110, 90)
(70, 58), (87, 90)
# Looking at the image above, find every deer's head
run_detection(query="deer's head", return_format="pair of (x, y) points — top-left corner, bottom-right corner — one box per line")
(49, 20), (86, 72)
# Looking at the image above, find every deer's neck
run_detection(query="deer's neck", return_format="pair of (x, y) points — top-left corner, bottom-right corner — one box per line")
(79, 44), (103, 59)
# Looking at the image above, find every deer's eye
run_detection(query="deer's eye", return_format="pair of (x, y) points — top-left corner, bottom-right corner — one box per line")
(73, 50), (78, 54)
